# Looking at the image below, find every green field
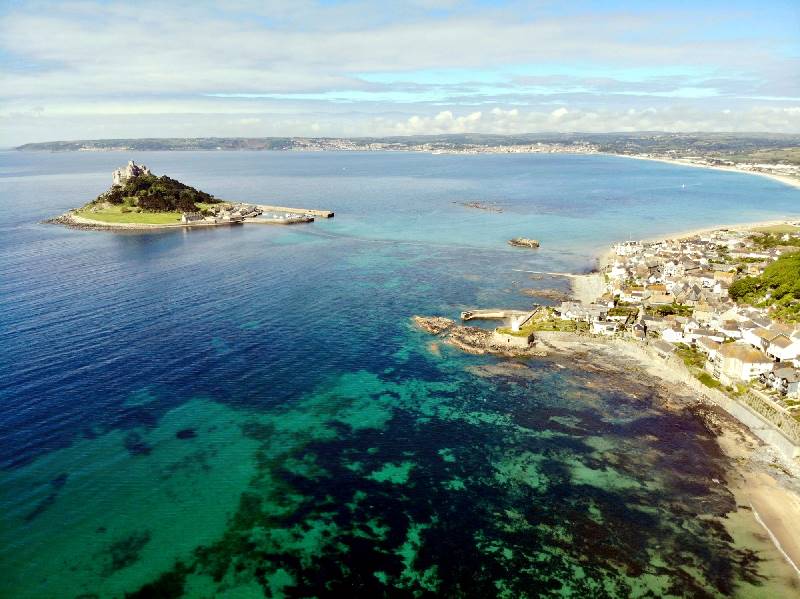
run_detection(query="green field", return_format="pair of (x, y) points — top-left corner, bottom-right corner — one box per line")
(497, 318), (586, 336)
(726, 147), (800, 165)
(75, 206), (182, 224)
(752, 224), (800, 234)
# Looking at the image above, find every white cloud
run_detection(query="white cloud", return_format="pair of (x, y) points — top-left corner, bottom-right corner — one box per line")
(0, 1), (798, 144)
(378, 106), (800, 136)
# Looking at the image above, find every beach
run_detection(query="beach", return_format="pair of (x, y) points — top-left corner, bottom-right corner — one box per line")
(561, 217), (800, 581)
(616, 153), (800, 191)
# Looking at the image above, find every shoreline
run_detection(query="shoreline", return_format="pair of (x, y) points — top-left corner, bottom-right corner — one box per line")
(605, 153), (800, 191)
(415, 315), (800, 581)
(639, 217), (800, 244)
(534, 331), (800, 582)
(420, 210), (800, 578)
(45, 211), (314, 231)
(565, 217), (800, 580)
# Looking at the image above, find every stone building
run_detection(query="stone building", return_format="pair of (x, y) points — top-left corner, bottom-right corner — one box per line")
(112, 161), (151, 186)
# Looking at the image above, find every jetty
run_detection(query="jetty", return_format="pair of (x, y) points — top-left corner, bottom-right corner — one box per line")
(247, 215), (314, 225)
(256, 204), (334, 218)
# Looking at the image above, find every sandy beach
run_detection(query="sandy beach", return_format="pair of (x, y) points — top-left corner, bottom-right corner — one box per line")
(640, 218), (800, 244)
(614, 153), (800, 191)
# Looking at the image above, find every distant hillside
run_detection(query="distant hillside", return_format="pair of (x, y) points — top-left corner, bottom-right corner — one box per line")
(15, 133), (800, 164)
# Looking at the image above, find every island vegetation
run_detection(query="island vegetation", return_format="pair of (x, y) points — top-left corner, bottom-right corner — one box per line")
(49, 161), (327, 229)
(74, 162), (219, 224)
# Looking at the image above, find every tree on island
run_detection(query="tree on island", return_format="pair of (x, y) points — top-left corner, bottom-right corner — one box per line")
(96, 172), (218, 213)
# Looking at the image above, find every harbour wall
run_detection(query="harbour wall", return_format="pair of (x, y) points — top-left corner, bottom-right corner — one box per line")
(256, 204), (334, 218)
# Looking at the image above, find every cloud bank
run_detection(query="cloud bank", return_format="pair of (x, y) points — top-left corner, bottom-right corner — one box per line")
(1, 0), (798, 145)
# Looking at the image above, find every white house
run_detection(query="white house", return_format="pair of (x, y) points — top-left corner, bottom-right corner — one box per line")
(592, 320), (619, 336)
(766, 335), (800, 363)
(662, 328), (684, 344)
(715, 343), (774, 386)
(761, 367), (800, 398)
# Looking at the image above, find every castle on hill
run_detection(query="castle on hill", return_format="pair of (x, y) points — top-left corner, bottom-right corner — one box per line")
(112, 160), (151, 186)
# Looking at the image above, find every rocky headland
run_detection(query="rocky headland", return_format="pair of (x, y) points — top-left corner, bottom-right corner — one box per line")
(412, 316), (546, 357)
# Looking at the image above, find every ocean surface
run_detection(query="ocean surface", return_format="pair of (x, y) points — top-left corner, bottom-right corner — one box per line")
(2, 150), (800, 597)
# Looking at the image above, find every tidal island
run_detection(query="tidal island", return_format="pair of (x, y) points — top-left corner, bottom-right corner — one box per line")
(48, 160), (333, 230)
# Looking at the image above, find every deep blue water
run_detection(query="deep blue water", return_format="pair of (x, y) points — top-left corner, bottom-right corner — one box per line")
(2, 151), (800, 597)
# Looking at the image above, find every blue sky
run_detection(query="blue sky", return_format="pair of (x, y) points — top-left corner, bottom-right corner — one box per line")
(0, 0), (798, 145)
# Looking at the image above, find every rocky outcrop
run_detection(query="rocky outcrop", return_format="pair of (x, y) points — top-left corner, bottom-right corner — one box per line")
(112, 161), (151, 186)
(412, 316), (455, 335)
(509, 237), (540, 248)
(412, 316), (545, 357)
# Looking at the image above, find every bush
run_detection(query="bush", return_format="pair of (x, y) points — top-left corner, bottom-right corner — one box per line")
(729, 276), (760, 301)
(697, 372), (722, 389)
(730, 253), (800, 321)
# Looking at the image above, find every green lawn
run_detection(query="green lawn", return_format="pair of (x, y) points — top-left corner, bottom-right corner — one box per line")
(497, 318), (587, 336)
(675, 344), (706, 369)
(76, 206), (182, 224)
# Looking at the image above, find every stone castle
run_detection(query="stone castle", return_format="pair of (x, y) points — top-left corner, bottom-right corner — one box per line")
(112, 160), (151, 186)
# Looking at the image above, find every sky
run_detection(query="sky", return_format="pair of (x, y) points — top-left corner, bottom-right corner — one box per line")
(1, 0), (799, 145)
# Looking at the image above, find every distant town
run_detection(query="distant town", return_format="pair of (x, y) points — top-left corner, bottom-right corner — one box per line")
(15, 133), (800, 186)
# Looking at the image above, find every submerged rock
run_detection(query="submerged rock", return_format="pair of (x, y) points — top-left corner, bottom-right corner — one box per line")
(520, 287), (570, 301)
(457, 201), (503, 212)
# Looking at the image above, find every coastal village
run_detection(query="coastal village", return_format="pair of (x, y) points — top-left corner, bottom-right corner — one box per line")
(576, 226), (800, 405)
(416, 221), (800, 460)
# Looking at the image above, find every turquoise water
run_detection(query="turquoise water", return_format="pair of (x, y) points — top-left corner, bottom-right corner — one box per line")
(2, 151), (800, 597)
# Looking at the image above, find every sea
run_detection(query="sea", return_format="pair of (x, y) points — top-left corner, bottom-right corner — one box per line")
(2, 150), (800, 598)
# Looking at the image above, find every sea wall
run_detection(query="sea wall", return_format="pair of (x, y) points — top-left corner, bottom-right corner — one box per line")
(629, 341), (800, 461)
(256, 204), (334, 218)
(491, 330), (534, 349)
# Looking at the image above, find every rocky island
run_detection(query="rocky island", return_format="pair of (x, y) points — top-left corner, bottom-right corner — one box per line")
(48, 161), (325, 230)
(508, 237), (540, 248)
